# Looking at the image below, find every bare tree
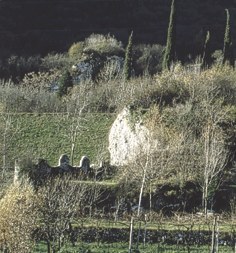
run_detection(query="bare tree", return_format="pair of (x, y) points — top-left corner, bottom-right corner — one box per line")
(173, 103), (230, 216)
(165, 99), (230, 216)
(36, 175), (87, 253)
(119, 122), (172, 218)
(135, 138), (157, 218)
(82, 180), (105, 218)
(199, 120), (229, 216)
(64, 82), (91, 166)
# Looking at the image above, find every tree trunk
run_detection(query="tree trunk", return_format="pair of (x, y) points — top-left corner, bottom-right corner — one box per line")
(47, 241), (51, 253)
(70, 142), (75, 166)
(58, 235), (63, 252)
(211, 216), (219, 253)
(129, 217), (134, 253)
(149, 183), (152, 219)
(52, 246), (56, 253)
(114, 199), (121, 222)
(136, 221), (141, 251)
(89, 205), (92, 218)
(204, 193), (208, 217)
(143, 214), (147, 247)
(202, 179), (209, 217)
(138, 168), (146, 217)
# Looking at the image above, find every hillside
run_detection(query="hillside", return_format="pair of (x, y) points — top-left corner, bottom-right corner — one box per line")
(1, 2), (236, 251)
(0, 0), (235, 60)
(1, 62), (236, 253)
(0, 113), (115, 168)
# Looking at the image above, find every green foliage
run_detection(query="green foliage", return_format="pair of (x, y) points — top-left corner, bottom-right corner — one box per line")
(41, 53), (71, 71)
(68, 41), (84, 59)
(57, 70), (73, 97)
(162, 0), (176, 70)
(202, 31), (212, 68)
(223, 9), (235, 68)
(83, 34), (124, 57)
(212, 50), (223, 65)
(124, 31), (134, 80)
(133, 44), (164, 75)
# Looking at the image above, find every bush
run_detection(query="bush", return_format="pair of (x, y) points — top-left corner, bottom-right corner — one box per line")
(41, 53), (72, 71)
(0, 76), (64, 113)
(68, 34), (125, 84)
(0, 55), (42, 81)
(0, 183), (38, 253)
(21, 69), (60, 90)
(68, 42), (84, 60)
(57, 70), (73, 97)
(133, 44), (164, 75)
(97, 56), (124, 82)
(86, 75), (156, 112)
(83, 34), (124, 57)
(212, 50), (223, 65)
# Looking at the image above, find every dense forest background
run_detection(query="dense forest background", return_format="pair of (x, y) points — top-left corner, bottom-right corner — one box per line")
(0, 0), (235, 60)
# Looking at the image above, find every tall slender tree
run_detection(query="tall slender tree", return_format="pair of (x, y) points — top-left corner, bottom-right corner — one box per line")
(162, 0), (176, 70)
(202, 31), (212, 68)
(124, 31), (133, 80)
(223, 9), (235, 68)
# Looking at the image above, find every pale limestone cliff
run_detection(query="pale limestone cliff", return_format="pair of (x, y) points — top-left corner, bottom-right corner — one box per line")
(108, 107), (151, 166)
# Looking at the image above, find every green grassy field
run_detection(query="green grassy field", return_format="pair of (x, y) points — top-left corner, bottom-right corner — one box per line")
(0, 113), (115, 167)
(33, 242), (234, 253)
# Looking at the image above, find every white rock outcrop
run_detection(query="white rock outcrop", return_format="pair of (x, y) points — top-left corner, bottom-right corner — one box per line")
(109, 107), (153, 166)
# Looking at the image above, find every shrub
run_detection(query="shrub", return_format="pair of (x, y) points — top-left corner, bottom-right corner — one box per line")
(0, 75), (64, 113)
(57, 70), (73, 97)
(2, 55), (42, 82)
(69, 34), (125, 84)
(133, 44), (164, 75)
(21, 69), (61, 90)
(212, 50), (223, 65)
(0, 182), (38, 253)
(41, 53), (72, 71)
(83, 33), (124, 57)
(68, 41), (84, 60)
(97, 56), (124, 82)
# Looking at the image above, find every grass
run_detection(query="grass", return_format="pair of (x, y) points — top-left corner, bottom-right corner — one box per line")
(0, 112), (115, 167)
(33, 241), (234, 253)
(72, 217), (235, 233)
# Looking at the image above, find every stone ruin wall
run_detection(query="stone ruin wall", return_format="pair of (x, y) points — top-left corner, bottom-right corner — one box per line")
(14, 154), (94, 184)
